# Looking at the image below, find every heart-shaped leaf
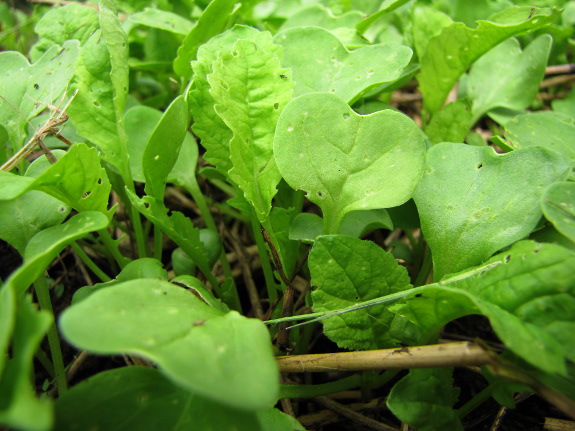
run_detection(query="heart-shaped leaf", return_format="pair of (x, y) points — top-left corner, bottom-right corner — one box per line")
(414, 143), (571, 279)
(274, 27), (412, 104)
(274, 93), (425, 234)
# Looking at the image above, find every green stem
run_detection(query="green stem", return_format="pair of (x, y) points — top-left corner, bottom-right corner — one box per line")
(35, 347), (55, 378)
(33, 276), (67, 395)
(98, 229), (129, 269)
(457, 381), (501, 419)
(252, 212), (279, 302)
(153, 225), (163, 261)
(414, 245), (433, 287)
(70, 242), (112, 282)
(279, 370), (398, 399)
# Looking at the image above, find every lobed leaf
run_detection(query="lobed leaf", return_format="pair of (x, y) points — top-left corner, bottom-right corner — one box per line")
(209, 31), (293, 222)
(309, 235), (413, 350)
(59, 280), (279, 411)
(274, 27), (412, 104)
(467, 35), (552, 124)
(274, 93), (425, 234)
(419, 6), (559, 117)
(414, 143), (571, 279)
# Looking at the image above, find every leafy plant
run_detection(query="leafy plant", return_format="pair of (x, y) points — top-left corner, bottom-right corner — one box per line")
(1, 0), (574, 430)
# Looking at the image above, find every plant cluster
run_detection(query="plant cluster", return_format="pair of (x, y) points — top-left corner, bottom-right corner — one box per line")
(1, 0), (574, 429)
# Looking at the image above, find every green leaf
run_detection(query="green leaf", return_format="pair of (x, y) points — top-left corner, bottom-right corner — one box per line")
(68, 31), (120, 165)
(392, 241), (575, 374)
(5, 212), (109, 297)
(339, 209), (393, 238)
(268, 207), (303, 279)
(419, 6), (559, 116)
(0, 294), (53, 431)
(356, 0), (412, 35)
(504, 111), (575, 166)
(309, 235), (413, 350)
(143, 95), (189, 200)
(55, 366), (262, 431)
(0, 41), (79, 152)
(424, 100), (472, 144)
(126, 191), (215, 285)
(274, 27), (412, 104)
(542, 182), (575, 243)
(387, 368), (462, 431)
(0, 284), (15, 378)
(30, 3), (98, 60)
(414, 143), (571, 279)
(126, 8), (193, 36)
(124, 105), (199, 186)
(209, 31), (293, 222)
(0, 143), (113, 217)
(289, 213), (324, 244)
(99, 0), (129, 124)
(188, 25), (259, 179)
(60, 280), (279, 411)
(274, 93), (426, 234)
(0, 191), (69, 254)
(467, 35), (552, 124)
(173, 0), (238, 79)
(411, 6), (453, 59)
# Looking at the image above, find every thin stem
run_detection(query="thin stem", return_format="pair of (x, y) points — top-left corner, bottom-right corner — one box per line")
(98, 229), (129, 269)
(251, 213), (279, 302)
(414, 245), (433, 287)
(153, 225), (163, 261)
(70, 242), (112, 282)
(33, 276), (68, 395)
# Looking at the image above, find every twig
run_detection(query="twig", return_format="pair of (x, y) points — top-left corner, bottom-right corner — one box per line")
(546, 64), (575, 76)
(313, 396), (398, 431)
(277, 341), (494, 373)
(1, 90), (77, 172)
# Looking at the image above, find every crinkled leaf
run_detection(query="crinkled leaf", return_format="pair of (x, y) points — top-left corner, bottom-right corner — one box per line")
(173, 0), (238, 79)
(414, 143), (571, 279)
(30, 3), (98, 60)
(425, 100), (472, 144)
(0, 41), (79, 152)
(143, 95), (188, 200)
(126, 8), (193, 36)
(392, 241), (575, 374)
(0, 143), (112, 217)
(188, 25), (260, 179)
(68, 31), (120, 164)
(419, 6), (559, 116)
(467, 35), (552, 123)
(542, 182), (575, 243)
(504, 111), (575, 166)
(126, 191), (214, 284)
(387, 368), (462, 431)
(0, 295), (52, 431)
(209, 31), (293, 221)
(274, 27), (412, 104)
(274, 93), (425, 234)
(310, 235), (412, 350)
(5, 212), (109, 297)
(99, 0), (129, 123)
(55, 366), (262, 431)
(60, 280), (278, 411)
